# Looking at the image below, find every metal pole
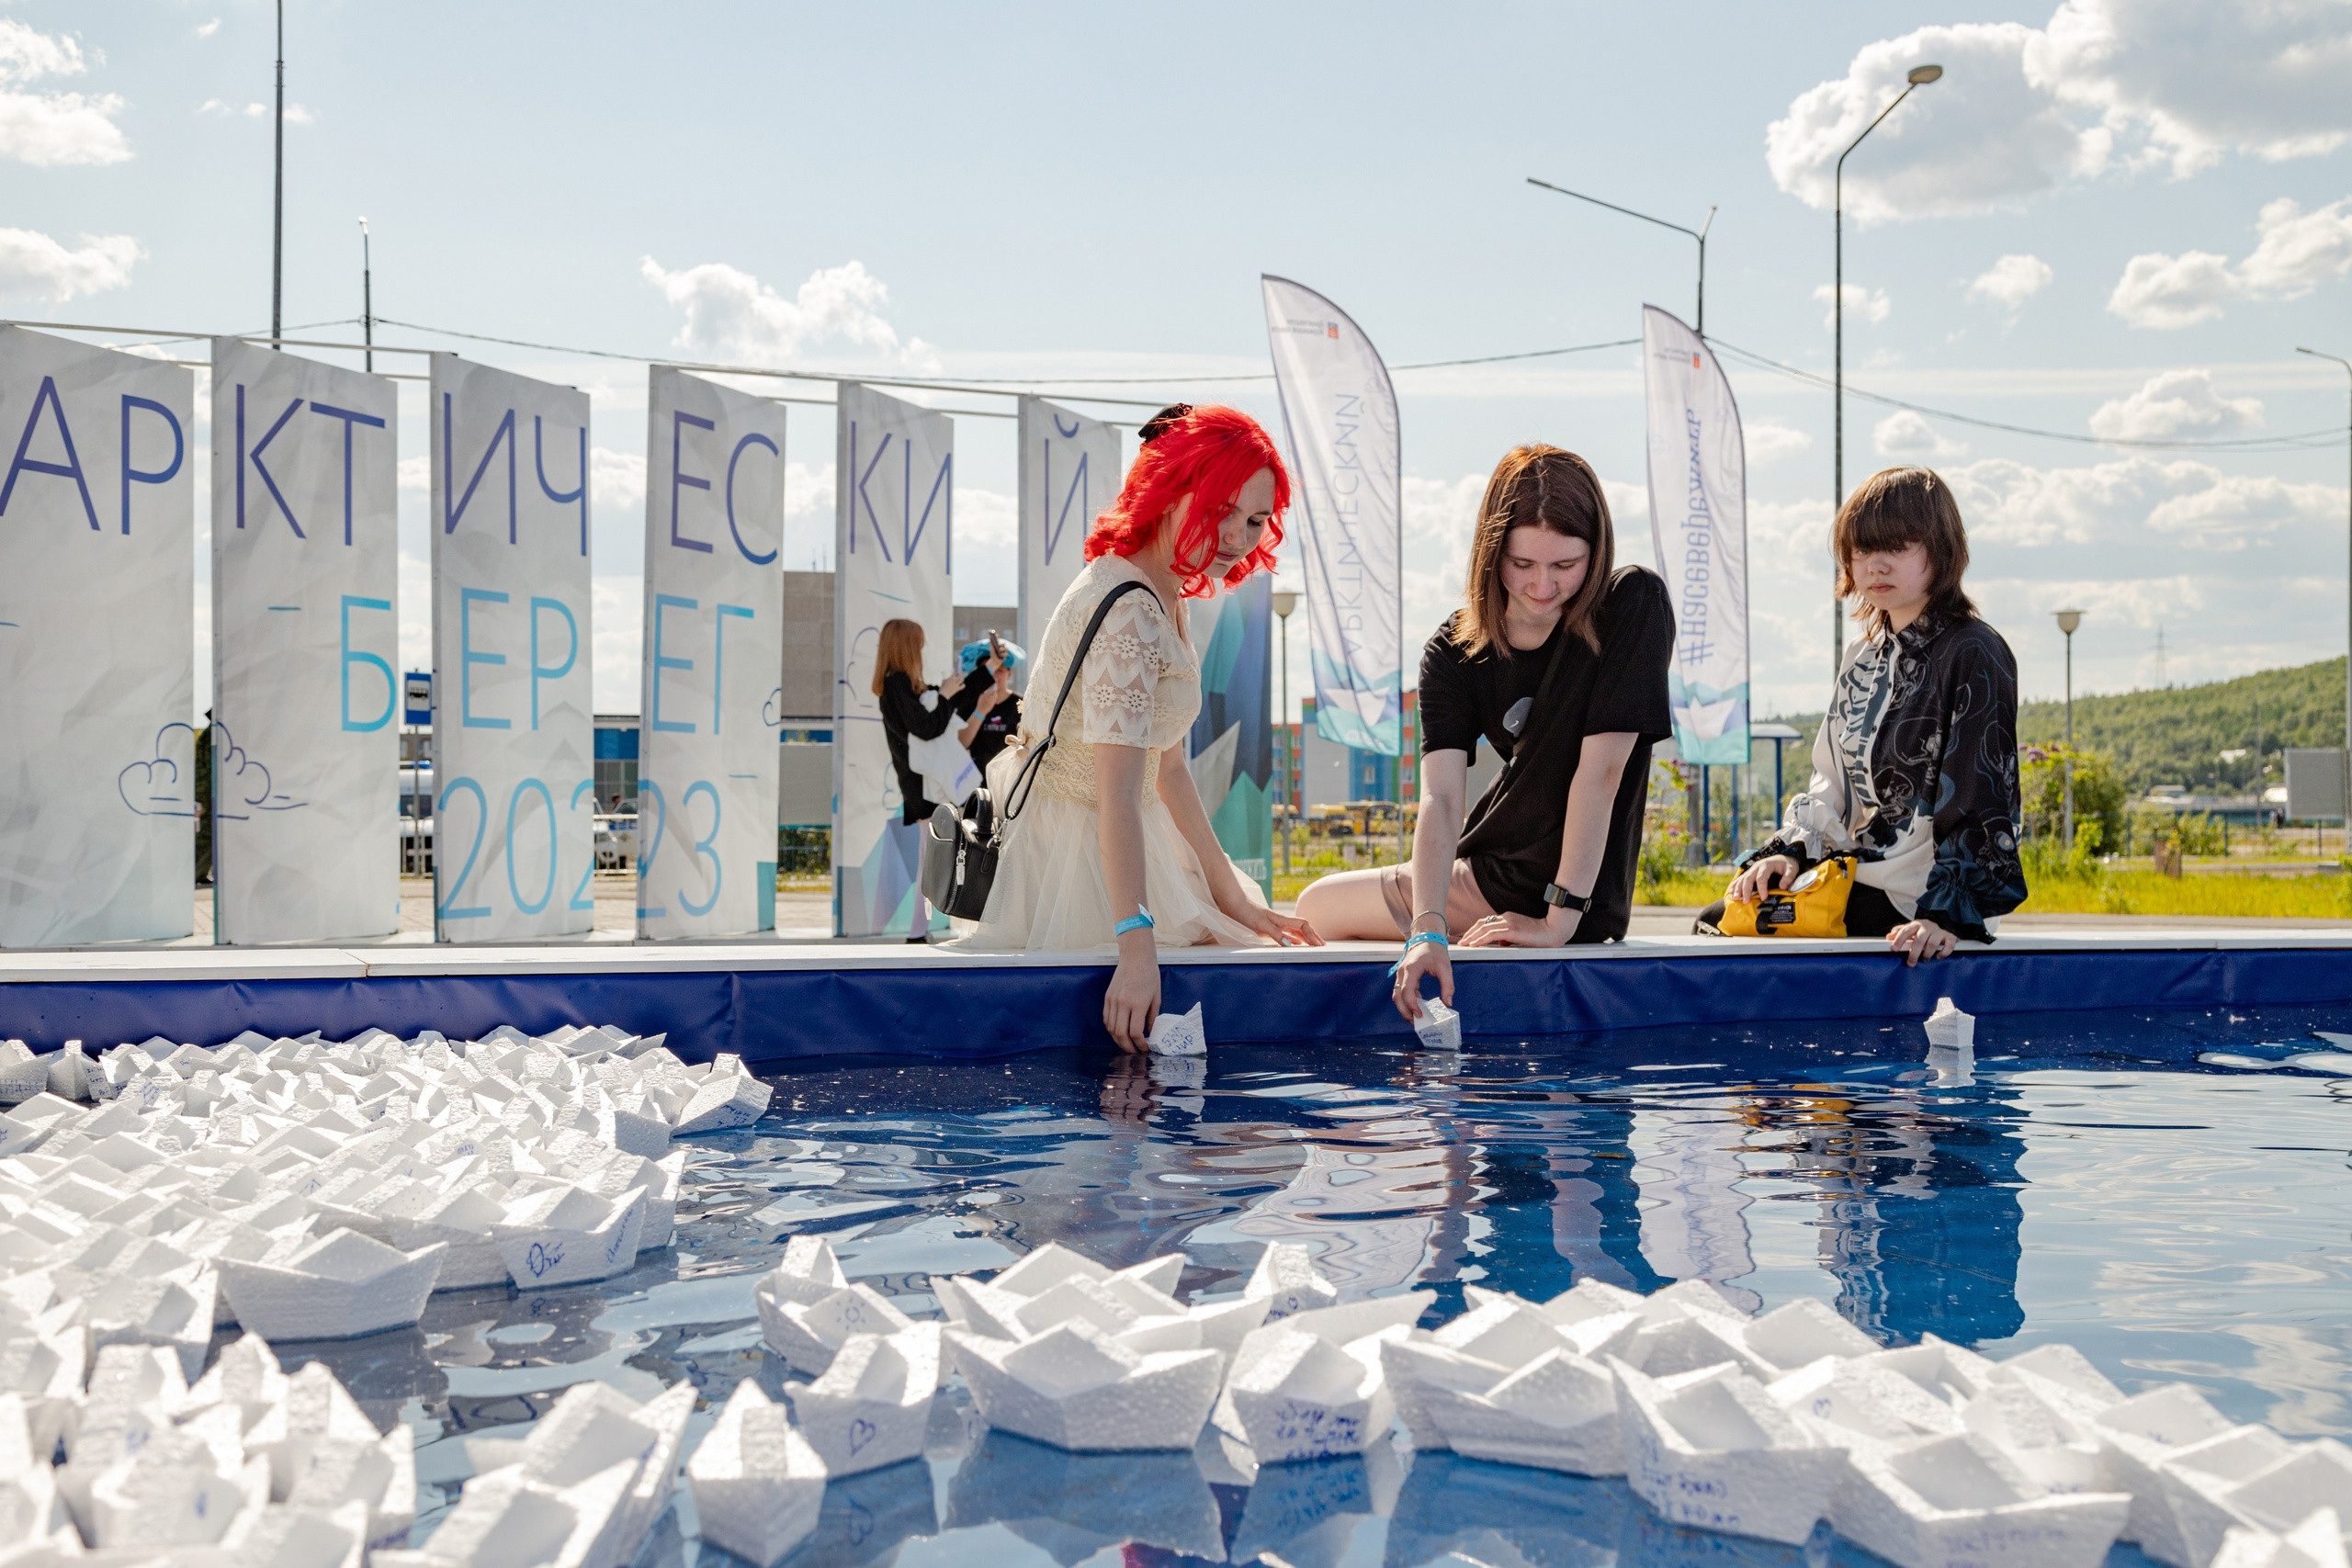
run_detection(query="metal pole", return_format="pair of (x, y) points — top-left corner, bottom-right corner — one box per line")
(272, 0), (285, 347)
(2298, 348), (2352, 829)
(1525, 179), (1713, 334)
(1278, 609), (1291, 876)
(2063, 629), (2075, 850)
(359, 219), (372, 373)
(1832, 72), (1935, 683)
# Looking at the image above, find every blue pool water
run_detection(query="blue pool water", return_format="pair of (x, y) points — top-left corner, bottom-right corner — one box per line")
(275, 1003), (2352, 1566)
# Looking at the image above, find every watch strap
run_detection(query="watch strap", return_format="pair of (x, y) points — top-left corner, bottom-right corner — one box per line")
(1541, 883), (1590, 912)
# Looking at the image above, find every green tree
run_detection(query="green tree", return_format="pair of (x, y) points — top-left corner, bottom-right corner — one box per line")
(2019, 744), (2126, 852)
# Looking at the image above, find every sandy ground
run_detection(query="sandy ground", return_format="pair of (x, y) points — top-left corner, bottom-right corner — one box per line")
(170, 880), (2352, 946)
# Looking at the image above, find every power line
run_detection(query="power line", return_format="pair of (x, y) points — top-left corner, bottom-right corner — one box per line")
(1708, 338), (2345, 454)
(898, 337), (1645, 385)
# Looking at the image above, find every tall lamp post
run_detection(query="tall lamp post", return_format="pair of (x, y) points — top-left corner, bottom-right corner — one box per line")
(2056, 609), (2084, 850)
(1833, 62), (1943, 679)
(1272, 587), (1299, 875)
(1526, 179), (1716, 333)
(2298, 345), (2352, 827)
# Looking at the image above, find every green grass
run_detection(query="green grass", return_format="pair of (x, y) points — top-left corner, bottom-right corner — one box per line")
(2018, 869), (2350, 918)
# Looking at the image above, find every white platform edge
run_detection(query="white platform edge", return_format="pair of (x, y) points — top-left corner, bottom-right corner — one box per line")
(4, 929), (2350, 985)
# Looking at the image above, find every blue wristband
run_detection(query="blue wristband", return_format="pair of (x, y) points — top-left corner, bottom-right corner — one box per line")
(1114, 907), (1155, 937)
(1387, 931), (1446, 976)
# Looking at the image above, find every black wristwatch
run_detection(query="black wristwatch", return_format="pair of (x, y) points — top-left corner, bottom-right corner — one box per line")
(1541, 883), (1590, 913)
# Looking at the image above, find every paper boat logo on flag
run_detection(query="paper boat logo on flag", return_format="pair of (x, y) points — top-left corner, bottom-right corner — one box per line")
(1678, 697), (1741, 740)
(1328, 321), (1340, 339)
(1692, 353), (1702, 368)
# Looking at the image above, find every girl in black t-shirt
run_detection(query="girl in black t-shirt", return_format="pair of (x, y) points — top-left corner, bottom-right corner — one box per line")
(1295, 446), (1672, 1021)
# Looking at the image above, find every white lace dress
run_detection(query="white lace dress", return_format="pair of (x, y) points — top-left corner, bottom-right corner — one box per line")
(960, 555), (1265, 951)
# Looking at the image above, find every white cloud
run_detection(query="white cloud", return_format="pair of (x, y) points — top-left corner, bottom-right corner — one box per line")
(590, 446), (644, 513)
(397, 454), (430, 492)
(1768, 1), (2352, 220)
(640, 256), (936, 369)
(2025, 0), (2352, 176)
(0, 19), (129, 166)
(1746, 419), (1813, 467)
(956, 487), (1017, 549)
(195, 18), (220, 39)
(2088, 368), (2264, 440)
(2238, 196), (2352, 294)
(1813, 283), (1890, 330)
(0, 228), (137, 300)
(2107, 249), (2238, 328)
(1945, 454), (2341, 550)
(2109, 195), (2352, 327)
(1396, 473), (1485, 641)
(1967, 254), (2054, 311)
(1873, 410), (1969, 460)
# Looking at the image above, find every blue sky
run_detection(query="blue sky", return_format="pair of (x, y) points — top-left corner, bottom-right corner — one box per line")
(7, 0), (2350, 717)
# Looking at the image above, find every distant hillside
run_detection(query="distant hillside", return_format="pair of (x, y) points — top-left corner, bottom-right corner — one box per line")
(1765, 657), (2348, 796)
(2018, 657), (2346, 795)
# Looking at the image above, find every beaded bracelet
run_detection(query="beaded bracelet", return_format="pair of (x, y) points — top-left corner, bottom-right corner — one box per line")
(1113, 906), (1155, 937)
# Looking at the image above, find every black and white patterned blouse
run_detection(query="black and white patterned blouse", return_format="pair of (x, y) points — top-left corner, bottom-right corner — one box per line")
(1750, 607), (2028, 942)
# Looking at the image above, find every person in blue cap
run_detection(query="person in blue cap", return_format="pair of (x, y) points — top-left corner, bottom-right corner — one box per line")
(952, 632), (1023, 772)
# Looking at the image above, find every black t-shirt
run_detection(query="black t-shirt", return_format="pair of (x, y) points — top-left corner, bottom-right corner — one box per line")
(1416, 566), (1674, 938)
(952, 682), (1023, 772)
(879, 671), (957, 825)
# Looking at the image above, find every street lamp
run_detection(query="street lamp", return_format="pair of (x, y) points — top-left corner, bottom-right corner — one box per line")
(2297, 345), (2351, 827)
(272, 0), (286, 346)
(1526, 179), (1716, 333)
(1833, 62), (1943, 680)
(1272, 587), (1300, 875)
(2055, 608), (2084, 851)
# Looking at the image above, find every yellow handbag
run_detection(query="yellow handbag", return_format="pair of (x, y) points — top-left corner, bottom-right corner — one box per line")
(1719, 856), (1858, 938)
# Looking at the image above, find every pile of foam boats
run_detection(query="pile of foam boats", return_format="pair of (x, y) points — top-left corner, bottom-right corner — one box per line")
(2, 1015), (2348, 1568)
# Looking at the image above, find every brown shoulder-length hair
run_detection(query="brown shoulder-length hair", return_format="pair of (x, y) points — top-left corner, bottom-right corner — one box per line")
(1835, 467), (1976, 637)
(1453, 445), (1614, 657)
(870, 617), (926, 697)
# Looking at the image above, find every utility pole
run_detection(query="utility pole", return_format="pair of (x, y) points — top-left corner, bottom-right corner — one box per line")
(271, 0), (285, 346)
(359, 218), (372, 372)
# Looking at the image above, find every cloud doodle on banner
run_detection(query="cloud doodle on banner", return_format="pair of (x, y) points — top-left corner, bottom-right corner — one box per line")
(118, 723), (197, 818)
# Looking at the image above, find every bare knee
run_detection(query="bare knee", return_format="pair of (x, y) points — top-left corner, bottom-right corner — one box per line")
(1295, 867), (1395, 942)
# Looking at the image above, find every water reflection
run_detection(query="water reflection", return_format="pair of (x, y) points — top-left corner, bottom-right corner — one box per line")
(222, 1004), (2352, 1557)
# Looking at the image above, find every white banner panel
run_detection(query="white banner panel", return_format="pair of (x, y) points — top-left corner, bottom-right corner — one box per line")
(210, 338), (400, 943)
(0, 326), (194, 946)
(1261, 276), (1403, 755)
(833, 382), (953, 938)
(637, 367), (786, 939)
(1642, 306), (1750, 766)
(1017, 396), (1120, 655)
(428, 353), (594, 942)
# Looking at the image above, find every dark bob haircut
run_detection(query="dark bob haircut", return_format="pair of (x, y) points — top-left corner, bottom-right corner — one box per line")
(1835, 466), (1975, 637)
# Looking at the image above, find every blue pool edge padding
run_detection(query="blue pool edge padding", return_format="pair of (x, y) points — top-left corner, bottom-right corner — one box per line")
(4, 935), (2350, 1064)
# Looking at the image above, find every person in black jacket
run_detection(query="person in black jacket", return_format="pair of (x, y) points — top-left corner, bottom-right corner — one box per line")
(873, 617), (972, 941)
(1295, 445), (1673, 1021)
(1702, 466), (2027, 964)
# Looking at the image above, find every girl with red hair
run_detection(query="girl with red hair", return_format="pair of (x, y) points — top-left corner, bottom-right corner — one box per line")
(964, 404), (1320, 1045)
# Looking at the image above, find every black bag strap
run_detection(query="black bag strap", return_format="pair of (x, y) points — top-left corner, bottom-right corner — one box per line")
(1001, 579), (1164, 823)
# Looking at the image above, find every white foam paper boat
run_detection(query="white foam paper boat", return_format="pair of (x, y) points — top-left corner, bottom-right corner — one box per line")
(1245, 1242), (1340, 1322)
(491, 1186), (645, 1290)
(673, 1055), (773, 1136)
(789, 1323), (941, 1475)
(1226, 1325), (1393, 1461)
(1147, 1003), (1206, 1057)
(458, 1380), (695, 1568)
(2212, 1508), (2347, 1568)
(1615, 1359), (1848, 1545)
(950, 1316), (1225, 1452)
(1834, 1430), (2133, 1568)
(216, 1230), (444, 1341)
(686, 1380), (828, 1568)
(374, 1459), (637, 1568)
(1411, 998), (1462, 1051)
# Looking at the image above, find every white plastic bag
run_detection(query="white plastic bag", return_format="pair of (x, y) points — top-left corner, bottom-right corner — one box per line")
(909, 728), (980, 807)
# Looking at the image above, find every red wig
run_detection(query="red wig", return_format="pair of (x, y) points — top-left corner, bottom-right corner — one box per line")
(1084, 404), (1289, 598)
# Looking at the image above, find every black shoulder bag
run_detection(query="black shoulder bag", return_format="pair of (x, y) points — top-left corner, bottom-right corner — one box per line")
(921, 580), (1162, 919)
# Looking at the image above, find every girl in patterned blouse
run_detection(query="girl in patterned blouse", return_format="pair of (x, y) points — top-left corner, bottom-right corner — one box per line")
(960, 406), (1320, 1047)
(1702, 467), (2028, 964)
